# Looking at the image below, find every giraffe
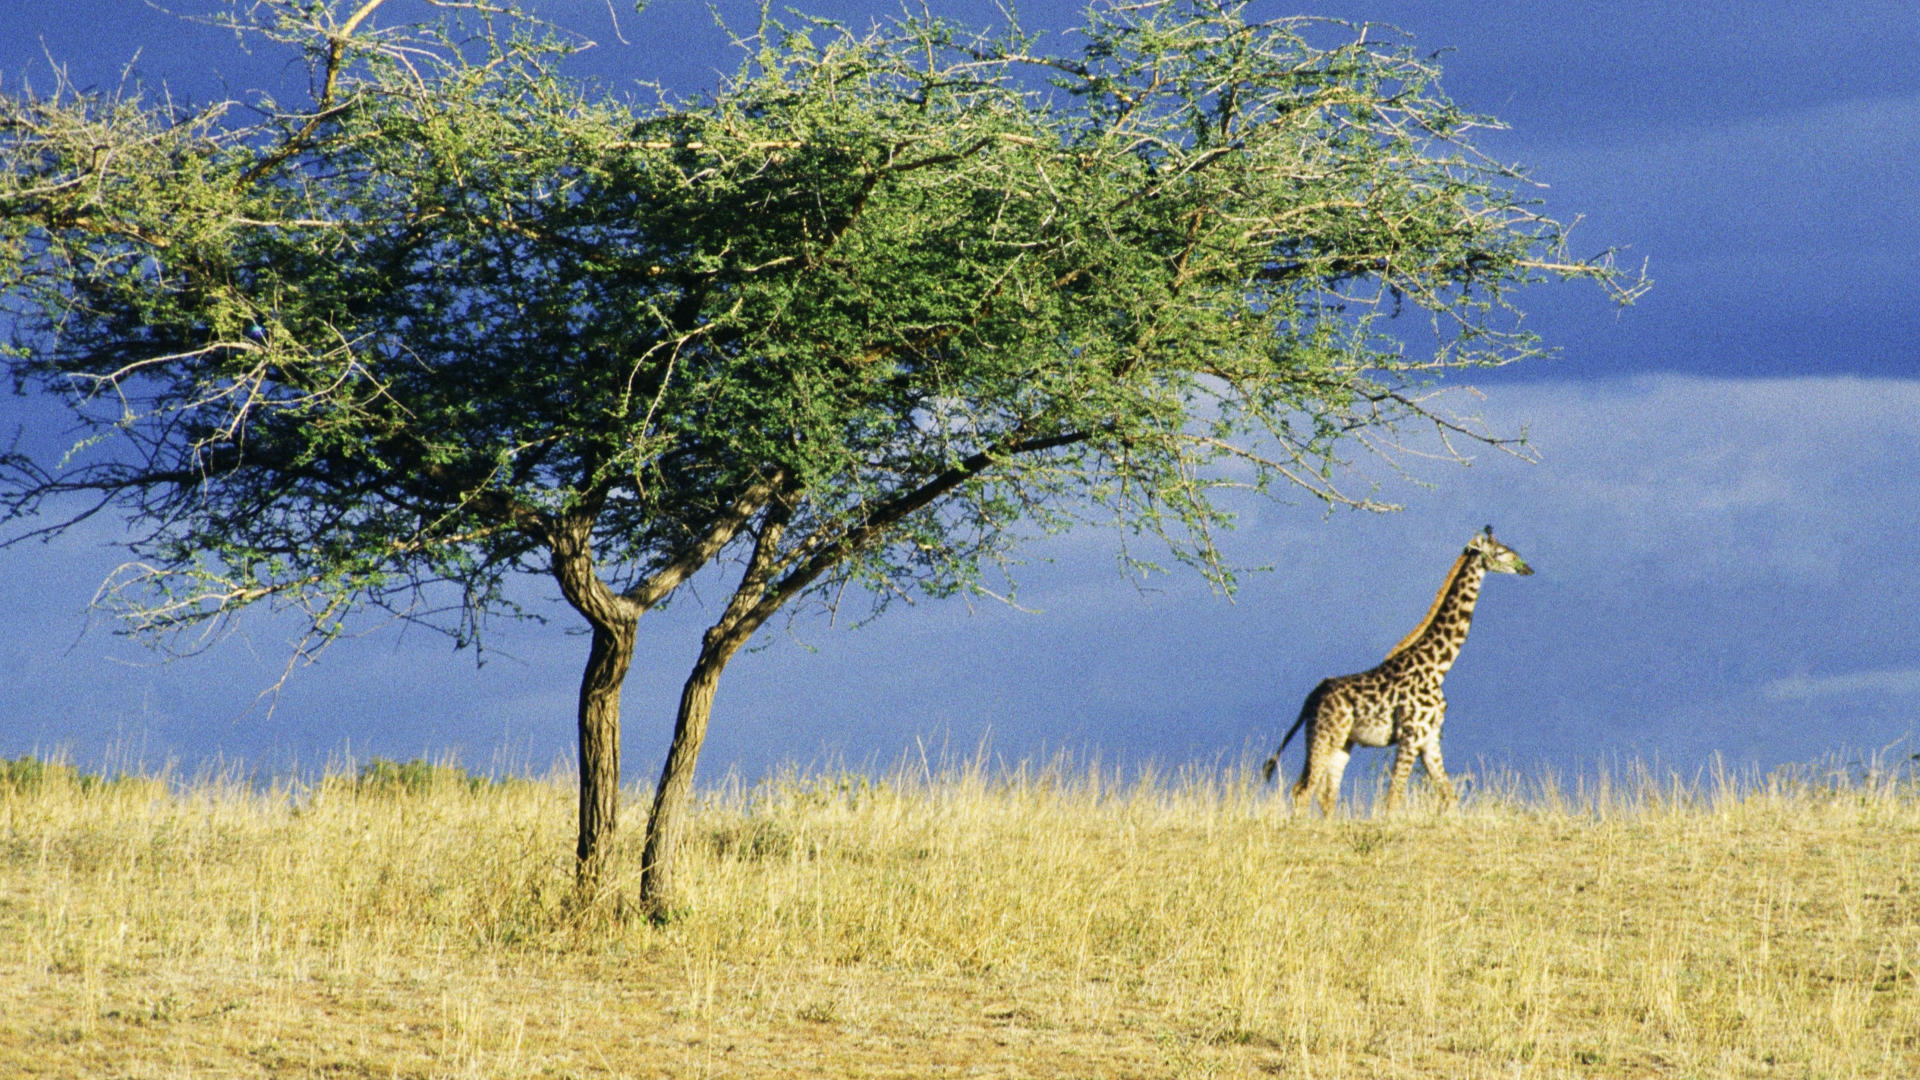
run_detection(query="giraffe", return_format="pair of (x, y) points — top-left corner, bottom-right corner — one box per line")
(1262, 526), (1533, 815)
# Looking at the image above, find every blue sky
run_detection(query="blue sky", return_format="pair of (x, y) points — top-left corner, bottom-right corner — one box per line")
(2, 1), (1916, 793)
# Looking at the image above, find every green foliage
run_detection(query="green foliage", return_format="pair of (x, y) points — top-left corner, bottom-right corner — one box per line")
(749, 770), (896, 815)
(0, 0), (1637, 652)
(0, 755), (152, 796)
(0, 755), (68, 794)
(340, 757), (509, 797)
(703, 772), (898, 860)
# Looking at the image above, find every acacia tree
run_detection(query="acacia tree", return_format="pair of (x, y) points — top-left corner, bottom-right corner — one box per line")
(0, 0), (1636, 911)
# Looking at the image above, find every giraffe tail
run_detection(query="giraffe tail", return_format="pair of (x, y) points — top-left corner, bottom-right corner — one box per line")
(1262, 680), (1328, 784)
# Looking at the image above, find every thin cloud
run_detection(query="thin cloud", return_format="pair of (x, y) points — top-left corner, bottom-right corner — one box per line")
(1766, 668), (1920, 702)
(1449, 375), (1920, 586)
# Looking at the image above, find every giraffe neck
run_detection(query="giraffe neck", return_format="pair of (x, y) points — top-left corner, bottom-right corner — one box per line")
(1383, 551), (1488, 677)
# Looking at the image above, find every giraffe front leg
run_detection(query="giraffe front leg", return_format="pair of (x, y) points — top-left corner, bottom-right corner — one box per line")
(1384, 740), (1418, 813)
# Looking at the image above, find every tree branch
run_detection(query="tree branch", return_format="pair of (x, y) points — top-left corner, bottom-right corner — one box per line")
(754, 430), (1089, 626)
(625, 469), (786, 609)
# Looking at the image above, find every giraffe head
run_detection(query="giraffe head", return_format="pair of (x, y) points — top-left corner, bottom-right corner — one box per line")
(1467, 526), (1533, 575)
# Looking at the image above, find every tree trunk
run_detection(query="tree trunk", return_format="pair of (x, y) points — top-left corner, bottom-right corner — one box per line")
(547, 512), (647, 901)
(548, 481), (785, 909)
(574, 615), (638, 898)
(638, 625), (747, 918)
(635, 485), (793, 919)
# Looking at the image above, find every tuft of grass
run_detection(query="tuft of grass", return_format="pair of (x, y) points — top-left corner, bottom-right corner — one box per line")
(2, 753), (1918, 1077)
(334, 756), (532, 799)
(1, 754), (165, 798)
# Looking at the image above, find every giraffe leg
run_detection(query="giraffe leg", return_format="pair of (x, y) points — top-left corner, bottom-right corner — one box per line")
(1297, 745), (1344, 810)
(1289, 743), (1318, 814)
(1292, 699), (1337, 815)
(1318, 747), (1351, 816)
(1291, 744), (1344, 816)
(1293, 747), (1343, 815)
(1420, 741), (1457, 808)
(1290, 767), (1313, 814)
(1384, 740), (1419, 813)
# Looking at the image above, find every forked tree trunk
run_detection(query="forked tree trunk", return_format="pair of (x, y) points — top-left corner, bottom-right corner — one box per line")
(616, 451), (1023, 915)
(547, 479), (784, 906)
(574, 616), (637, 897)
(637, 625), (750, 917)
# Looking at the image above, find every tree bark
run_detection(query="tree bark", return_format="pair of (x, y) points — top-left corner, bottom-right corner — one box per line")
(574, 615), (637, 898)
(637, 624), (748, 917)
(635, 491), (794, 919)
(545, 478), (783, 905)
(624, 439), (1086, 916)
(548, 512), (644, 900)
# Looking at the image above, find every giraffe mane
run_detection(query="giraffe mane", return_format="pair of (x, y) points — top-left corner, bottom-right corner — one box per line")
(1384, 550), (1472, 660)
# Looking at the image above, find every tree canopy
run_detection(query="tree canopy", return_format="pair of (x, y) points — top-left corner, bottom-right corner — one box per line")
(0, 0), (1638, 910)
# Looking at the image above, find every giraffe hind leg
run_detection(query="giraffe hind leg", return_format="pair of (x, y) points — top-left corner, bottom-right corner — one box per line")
(1291, 702), (1341, 815)
(1290, 746), (1326, 814)
(1289, 763), (1314, 813)
(1315, 746), (1351, 816)
(1291, 688), (1359, 817)
(1293, 737), (1351, 817)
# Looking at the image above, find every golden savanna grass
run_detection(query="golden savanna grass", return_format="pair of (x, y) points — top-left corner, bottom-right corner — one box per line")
(2, 754), (1918, 1078)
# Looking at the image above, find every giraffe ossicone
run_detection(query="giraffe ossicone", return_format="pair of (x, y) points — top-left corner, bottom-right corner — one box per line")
(1262, 526), (1533, 815)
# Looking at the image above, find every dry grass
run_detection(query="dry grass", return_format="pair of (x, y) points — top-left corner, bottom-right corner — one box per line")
(2, 753), (1918, 1078)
